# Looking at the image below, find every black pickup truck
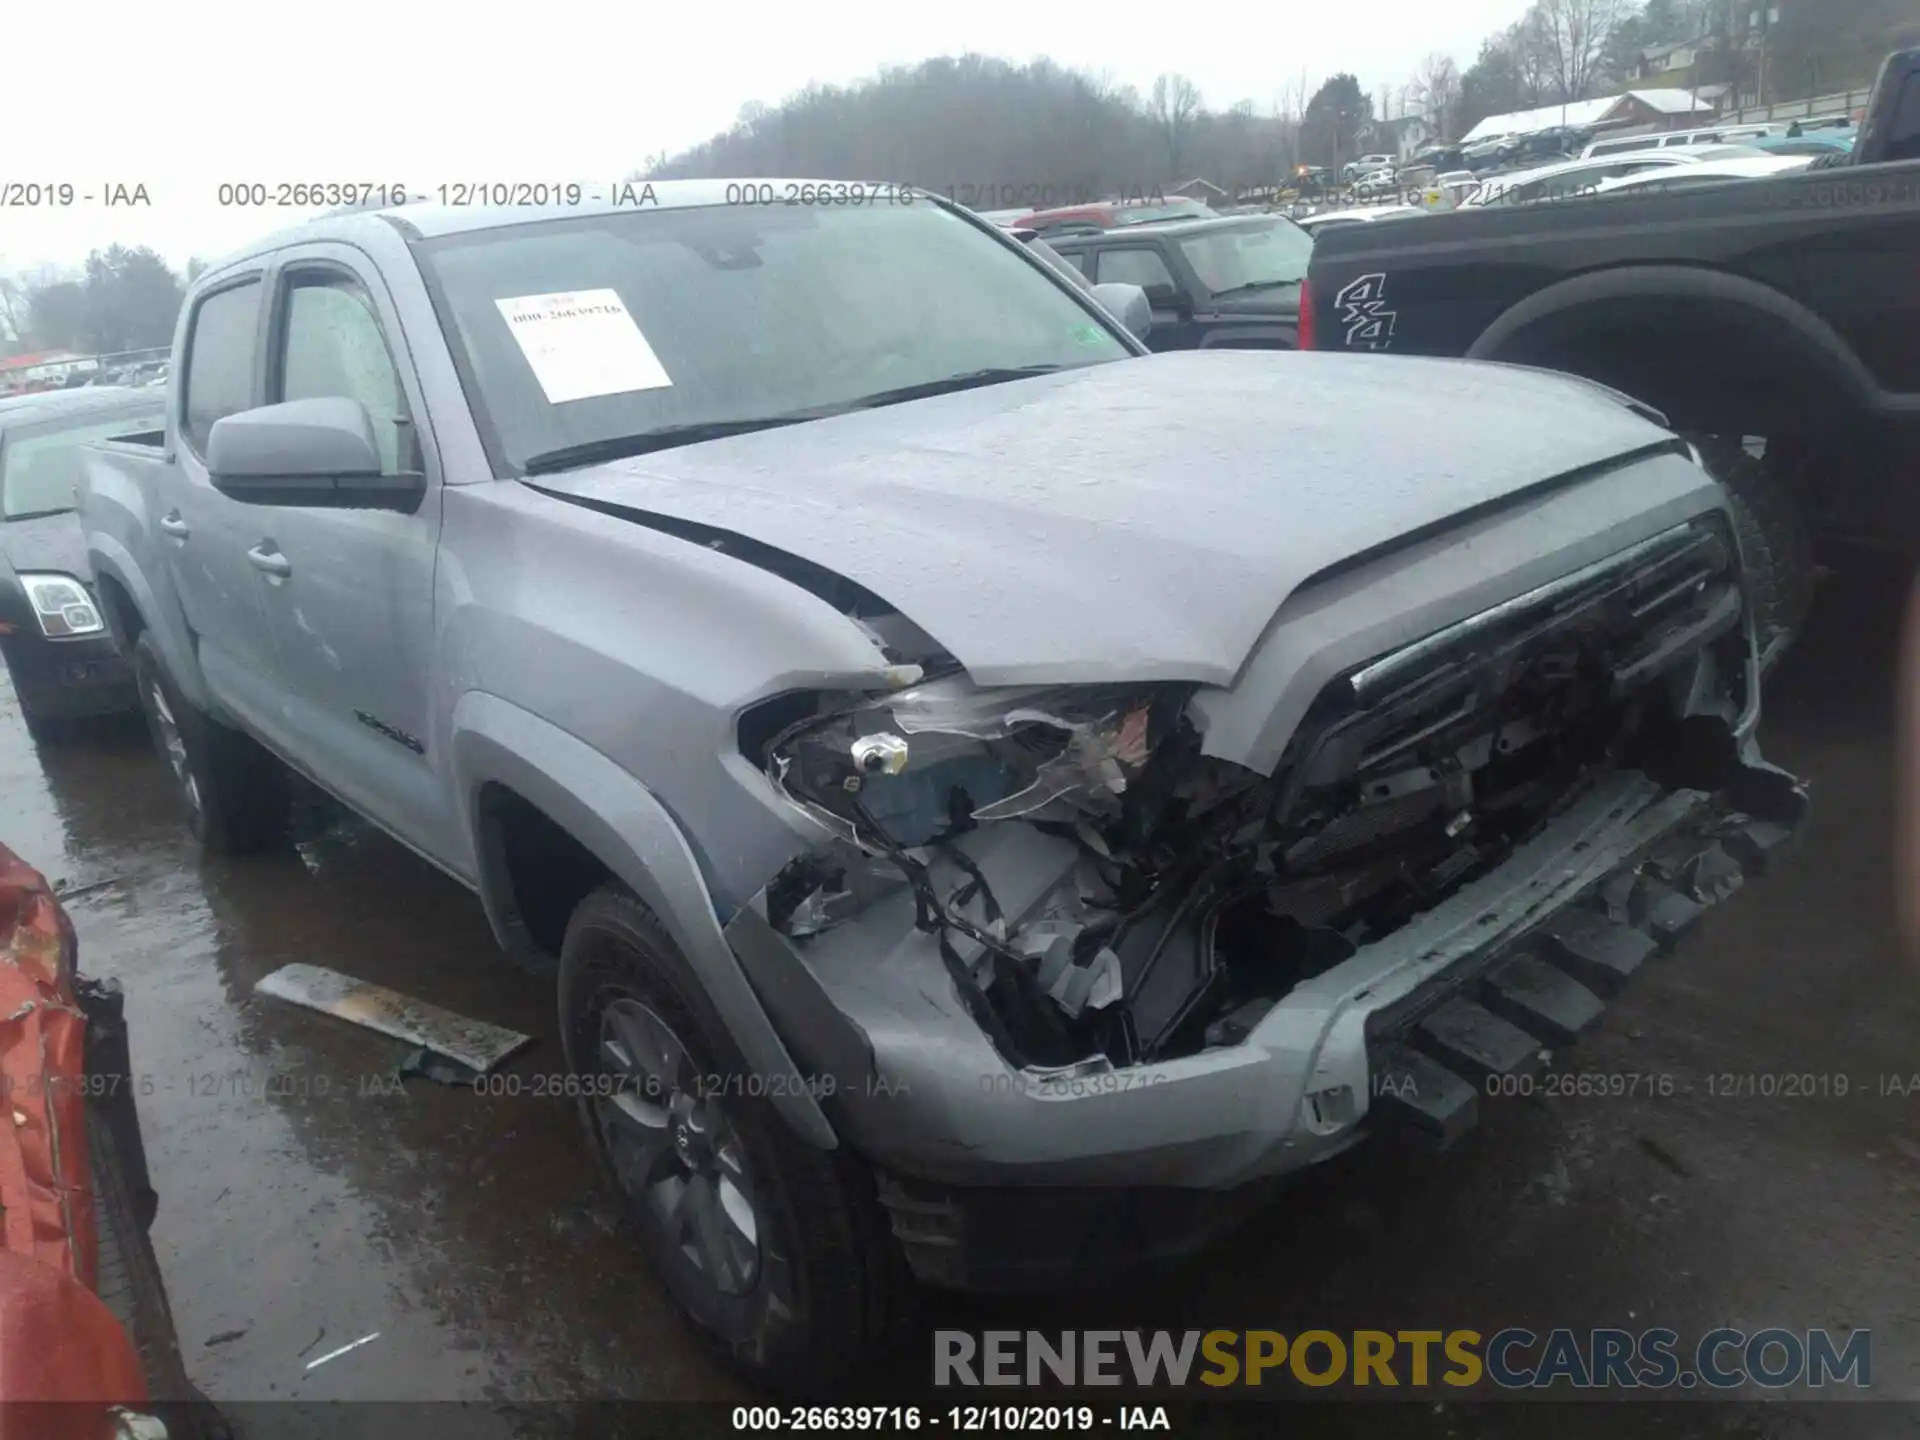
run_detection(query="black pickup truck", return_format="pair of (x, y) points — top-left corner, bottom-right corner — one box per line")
(1303, 47), (1920, 659)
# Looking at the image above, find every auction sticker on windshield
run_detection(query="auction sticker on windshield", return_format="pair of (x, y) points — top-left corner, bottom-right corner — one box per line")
(495, 289), (673, 404)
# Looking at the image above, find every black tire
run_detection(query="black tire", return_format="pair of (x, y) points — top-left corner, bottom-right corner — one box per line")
(131, 632), (286, 854)
(559, 885), (902, 1393)
(1693, 437), (1817, 674)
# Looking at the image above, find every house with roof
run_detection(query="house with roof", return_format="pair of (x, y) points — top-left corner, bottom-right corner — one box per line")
(1368, 112), (1434, 163)
(1167, 178), (1229, 203)
(1459, 88), (1718, 145)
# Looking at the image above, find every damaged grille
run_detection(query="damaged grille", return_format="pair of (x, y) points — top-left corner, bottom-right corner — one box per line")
(762, 515), (1753, 1073)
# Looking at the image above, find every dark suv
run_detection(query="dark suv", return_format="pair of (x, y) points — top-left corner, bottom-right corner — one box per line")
(1042, 213), (1313, 350)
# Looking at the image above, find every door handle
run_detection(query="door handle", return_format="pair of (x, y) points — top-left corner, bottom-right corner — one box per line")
(246, 544), (292, 578)
(158, 512), (189, 538)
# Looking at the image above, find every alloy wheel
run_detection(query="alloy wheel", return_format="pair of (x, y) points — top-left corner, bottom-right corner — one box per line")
(147, 681), (202, 822)
(595, 996), (762, 1296)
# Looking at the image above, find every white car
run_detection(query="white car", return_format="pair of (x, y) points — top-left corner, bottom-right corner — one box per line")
(1351, 171), (1402, 199)
(1582, 122), (1785, 159)
(1295, 204), (1426, 233)
(1587, 155), (1813, 197)
(1462, 150), (1713, 207)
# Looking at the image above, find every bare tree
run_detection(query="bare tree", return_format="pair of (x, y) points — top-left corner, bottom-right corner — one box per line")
(1412, 52), (1464, 142)
(1533, 0), (1634, 102)
(1507, 12), (1557, 105)
(1150, 73), (1203, 178)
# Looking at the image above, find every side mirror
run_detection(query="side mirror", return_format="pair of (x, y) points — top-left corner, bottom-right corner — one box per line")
(207, 397), (423, 512)
(1090, 282), (1153, 341)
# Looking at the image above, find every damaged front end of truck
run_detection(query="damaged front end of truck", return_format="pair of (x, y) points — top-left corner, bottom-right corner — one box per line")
(721, 506), (1804, 1287)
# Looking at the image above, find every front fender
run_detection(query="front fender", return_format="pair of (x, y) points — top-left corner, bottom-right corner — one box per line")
(448, 691), (837, 1149)
(1465, 263), (1884, 418)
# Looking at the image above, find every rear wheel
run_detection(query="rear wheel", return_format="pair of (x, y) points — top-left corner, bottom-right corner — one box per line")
(559, 885), (903, 1393)
(1693, 436), (1818, 675)
(132, 632), (286, 853)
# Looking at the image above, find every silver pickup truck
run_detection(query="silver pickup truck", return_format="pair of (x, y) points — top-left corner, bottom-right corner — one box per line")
(77, 183), (1803, 1391)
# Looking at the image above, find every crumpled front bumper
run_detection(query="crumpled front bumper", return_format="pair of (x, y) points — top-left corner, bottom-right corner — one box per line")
(727, 757), (1805, 1194)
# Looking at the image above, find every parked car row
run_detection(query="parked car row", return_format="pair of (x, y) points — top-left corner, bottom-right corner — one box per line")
(1461, 145), (1809, 207)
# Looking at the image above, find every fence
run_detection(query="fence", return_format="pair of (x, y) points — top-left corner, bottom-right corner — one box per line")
(1714, 86), (1873, 126)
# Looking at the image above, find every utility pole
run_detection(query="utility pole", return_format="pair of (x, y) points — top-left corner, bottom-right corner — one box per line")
(1756, 0), (1772, 107)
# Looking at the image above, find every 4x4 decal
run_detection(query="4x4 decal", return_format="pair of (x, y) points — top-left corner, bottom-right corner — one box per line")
(1334, 272), (1398, 350)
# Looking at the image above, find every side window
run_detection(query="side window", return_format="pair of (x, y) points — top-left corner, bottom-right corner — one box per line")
(1095, 247), (1177, 294)
(274, 273), (414, 475)
(1055, 249), (1091, 275)
(182, 281), (261, 455)
(1886, 74), (1920, 162)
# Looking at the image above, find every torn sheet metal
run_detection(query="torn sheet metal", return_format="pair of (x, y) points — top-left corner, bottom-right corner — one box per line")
(254, 965), (531, 1074)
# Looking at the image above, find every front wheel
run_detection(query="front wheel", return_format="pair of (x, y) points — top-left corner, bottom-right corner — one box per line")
(131, 633), (287, 854)
(558, 886), (903, 1393)
(1692, 437), (1818, 675)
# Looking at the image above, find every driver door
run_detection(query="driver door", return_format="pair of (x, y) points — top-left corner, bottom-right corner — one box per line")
(241, 247), (460, 873)
(1091, 246), (1196, 350)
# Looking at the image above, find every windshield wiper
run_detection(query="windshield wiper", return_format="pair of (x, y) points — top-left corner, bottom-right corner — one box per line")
(1210, 279), (1301, 298)
(2, 508), (74, 522)
(521, 418), (812, 474)
(835, 365), (1065, 411)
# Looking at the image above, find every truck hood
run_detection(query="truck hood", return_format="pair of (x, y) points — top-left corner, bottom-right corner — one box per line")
(532, 349), (1675, 687)
(0, 512), (86, 580)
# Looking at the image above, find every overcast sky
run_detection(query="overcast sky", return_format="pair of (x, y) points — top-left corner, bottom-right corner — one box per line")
(8, 0), (1529, 274)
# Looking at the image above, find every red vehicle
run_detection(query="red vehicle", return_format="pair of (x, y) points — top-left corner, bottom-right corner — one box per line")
(0, 845), (222, 1439)
(1008, 196), (1219, 236)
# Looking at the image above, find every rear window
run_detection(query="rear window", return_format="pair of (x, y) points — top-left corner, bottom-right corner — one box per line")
(1886, 73), (1920, 162)
(1, 409), (162, 519)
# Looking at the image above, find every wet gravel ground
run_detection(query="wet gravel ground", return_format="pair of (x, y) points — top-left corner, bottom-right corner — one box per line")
(2, 558), (1917, 1435)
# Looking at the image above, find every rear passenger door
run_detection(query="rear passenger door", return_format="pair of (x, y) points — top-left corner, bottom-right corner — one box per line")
(160, 275), (288, 734)
(244, 246), (457, 868)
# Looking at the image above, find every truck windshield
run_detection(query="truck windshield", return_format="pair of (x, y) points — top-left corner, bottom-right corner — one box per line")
(416, 201), (1133, 474)
(1, 411), (160, 520)
(1178, 219), (1314, 297)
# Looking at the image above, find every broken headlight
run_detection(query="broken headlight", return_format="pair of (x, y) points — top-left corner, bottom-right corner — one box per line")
(767, 675), (1167, 851)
